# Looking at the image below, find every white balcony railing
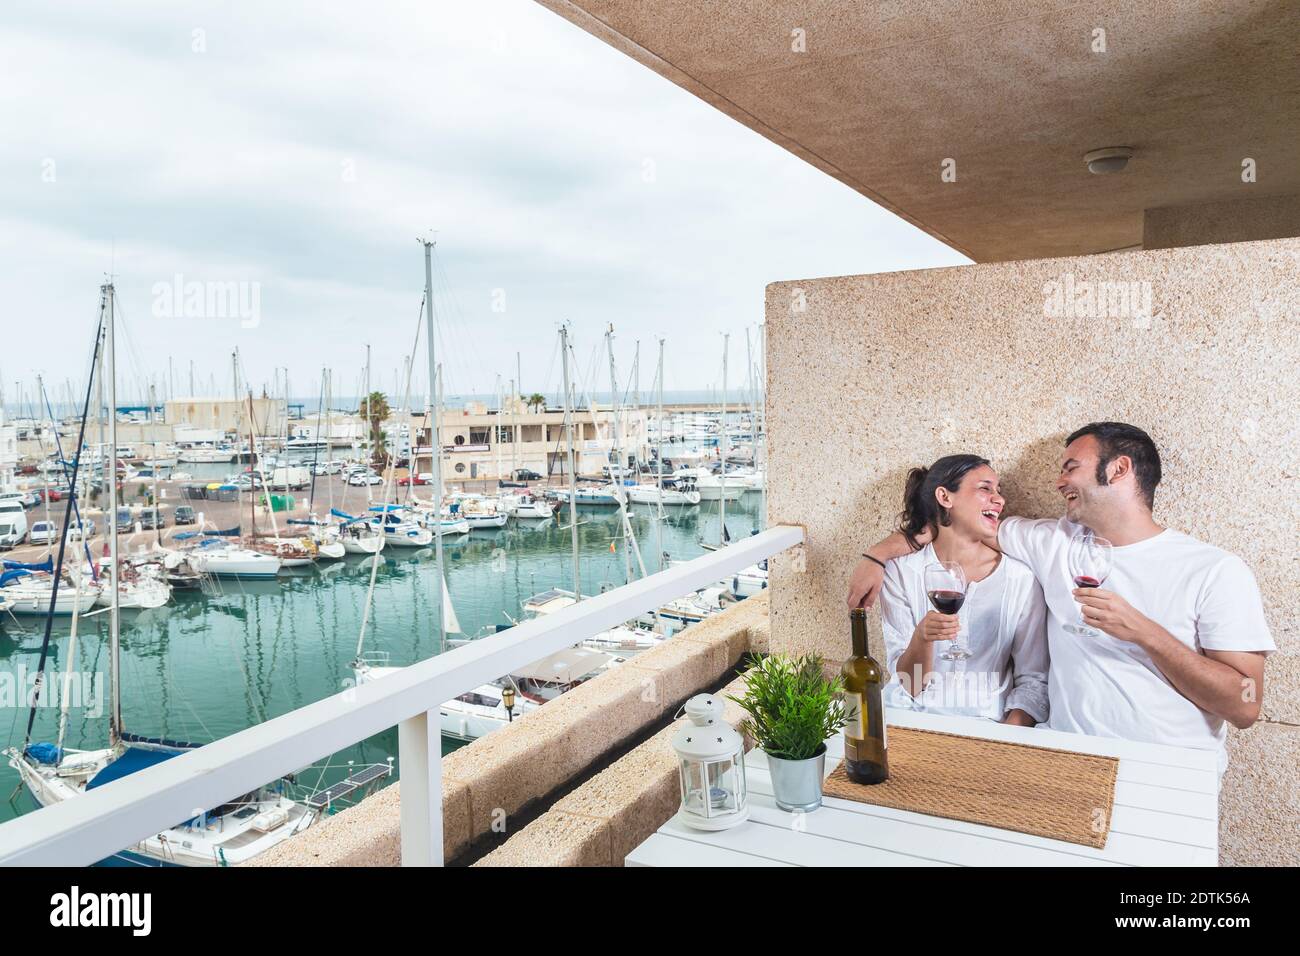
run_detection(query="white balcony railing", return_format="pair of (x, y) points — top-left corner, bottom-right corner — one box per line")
(0, 525), (804, 867)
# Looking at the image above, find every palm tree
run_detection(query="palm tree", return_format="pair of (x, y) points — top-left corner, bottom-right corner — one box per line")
(360, 391), (391, 465)
(527, 393), (546, 413)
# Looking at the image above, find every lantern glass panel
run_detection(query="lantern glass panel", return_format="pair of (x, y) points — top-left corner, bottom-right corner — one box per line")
(680, 758), (708, 816)
(706, 757), (740, 814)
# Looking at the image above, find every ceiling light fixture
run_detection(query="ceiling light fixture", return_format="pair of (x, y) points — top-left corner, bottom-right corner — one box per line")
(1084, 146), (1135, 174)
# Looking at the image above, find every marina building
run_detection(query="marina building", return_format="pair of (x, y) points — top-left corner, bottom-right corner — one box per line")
(410, 401), (650, 480)
(165, 397), (289, 436)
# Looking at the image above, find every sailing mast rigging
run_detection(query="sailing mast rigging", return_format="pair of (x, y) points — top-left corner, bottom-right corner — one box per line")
(559, 324), (580, 599)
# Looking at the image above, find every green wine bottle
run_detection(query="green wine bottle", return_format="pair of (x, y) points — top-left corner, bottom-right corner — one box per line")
(842, 608), (889, 784)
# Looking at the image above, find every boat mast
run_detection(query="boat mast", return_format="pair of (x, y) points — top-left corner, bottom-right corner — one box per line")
(719, 332), (729, 549)
(422, 239), (447, 653)
(655, 338), (666, 573)
(495, 374), (503, 487)
(149, 383), (161, 547)
(509, 377), (517, 480)
(105, 281), (123, 747)
(604, 325), (645, 581)
(96, 334), (105, 485)
(37, 374), (51, 539)
(559, 324), (580, 599)
(514, 349), (522, 478)
(56, 553), (82, 755)
(326, 369), (335, 513)
(364, 344), (372, 509)
(249, 391), (281, 540)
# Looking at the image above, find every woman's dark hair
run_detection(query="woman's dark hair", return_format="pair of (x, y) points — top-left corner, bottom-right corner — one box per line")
(897, 454), (991, 550)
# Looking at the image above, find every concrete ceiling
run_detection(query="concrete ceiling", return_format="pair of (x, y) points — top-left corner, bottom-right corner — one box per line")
(536, 0), (1300, 262)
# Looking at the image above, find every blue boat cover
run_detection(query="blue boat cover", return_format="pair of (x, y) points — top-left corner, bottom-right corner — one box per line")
(3, 558), (53, 572)
(0, 569), (34, 587)
(25, 742), (62, 765)
(367, 505), (402, 513)
(330, 508), (360, 523)
(86, 746), (181, 791)
(201, 526), (240, 537)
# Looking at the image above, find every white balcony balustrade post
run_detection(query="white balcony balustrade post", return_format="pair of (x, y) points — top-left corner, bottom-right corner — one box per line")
(398, 709), (444, 866)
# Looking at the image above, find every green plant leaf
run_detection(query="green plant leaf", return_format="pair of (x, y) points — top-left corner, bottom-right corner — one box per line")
(727, 652), (848, 761)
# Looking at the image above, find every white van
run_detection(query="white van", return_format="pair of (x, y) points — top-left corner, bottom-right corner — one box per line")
(269, 466), (310, 490)
(0, 501), (28, 550)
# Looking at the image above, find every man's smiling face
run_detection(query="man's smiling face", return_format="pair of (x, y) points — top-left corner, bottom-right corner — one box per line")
(1057, 434), (1110, 526)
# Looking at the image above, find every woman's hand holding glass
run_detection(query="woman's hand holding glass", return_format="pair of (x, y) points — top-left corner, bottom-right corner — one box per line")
(914, 611), (961, 645)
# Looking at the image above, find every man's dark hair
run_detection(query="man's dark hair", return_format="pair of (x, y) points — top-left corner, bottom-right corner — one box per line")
(1066, 422), (1161, 509)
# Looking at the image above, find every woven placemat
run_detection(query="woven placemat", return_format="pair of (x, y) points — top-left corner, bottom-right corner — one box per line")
(823, 727), (1119, 848)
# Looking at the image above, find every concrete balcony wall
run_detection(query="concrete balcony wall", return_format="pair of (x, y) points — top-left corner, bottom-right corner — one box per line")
(1144, 194), (1300, 251)
(763, 237), (1300, 865)
(246, 593), (771, 866)
(474, 672), (752, 867)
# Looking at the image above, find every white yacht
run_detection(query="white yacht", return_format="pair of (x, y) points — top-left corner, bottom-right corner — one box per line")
(626, 483), (701, 506)
(186, 545), (282, 578)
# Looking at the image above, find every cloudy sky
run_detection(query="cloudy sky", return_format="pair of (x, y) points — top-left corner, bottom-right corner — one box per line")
(1, 0), (967, 408)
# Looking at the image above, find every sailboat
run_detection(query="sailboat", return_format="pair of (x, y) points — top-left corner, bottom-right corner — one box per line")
(93, 559), (170, 610)
(238, 391), (318, 567)
(349, 241), (524, 743)
(292, 372), (346, 560)
(367, 504), (434, 547)
(1, 561), (100, 615)
(5, 282), (333, 866)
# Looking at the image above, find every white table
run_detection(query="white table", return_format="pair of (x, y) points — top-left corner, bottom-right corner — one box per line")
(626, 708), (1219, 867)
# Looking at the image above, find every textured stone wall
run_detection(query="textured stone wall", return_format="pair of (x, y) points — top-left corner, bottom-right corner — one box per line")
(765, 237), (1300, 865)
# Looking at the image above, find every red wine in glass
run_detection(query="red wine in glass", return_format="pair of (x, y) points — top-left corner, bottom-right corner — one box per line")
(924, 561), (969, 661)
(1066, 533), (1113, 636)
(926, 589), (966, 615)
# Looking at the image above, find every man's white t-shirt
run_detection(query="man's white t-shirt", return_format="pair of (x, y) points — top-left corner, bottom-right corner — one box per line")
(998, 516), (1274, 771)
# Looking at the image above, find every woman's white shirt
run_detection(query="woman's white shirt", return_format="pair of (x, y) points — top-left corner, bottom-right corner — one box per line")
(879, 544), (1050, 722)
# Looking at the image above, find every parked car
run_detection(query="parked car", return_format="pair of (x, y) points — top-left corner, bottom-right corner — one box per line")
(312, 461), (343, 476)
(36, 488), (65, 502)
(512, 469), (542, 481)
(232, 472), (263, 491)
(27, 520), (57, 546)
(139, 507), (166, 530)
(67, 518), (96, 540)
(399, 473), (431, 486)
(174, 505), (197, 525)
(347, 472), (383, 487)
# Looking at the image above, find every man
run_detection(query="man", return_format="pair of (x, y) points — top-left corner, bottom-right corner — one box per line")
(848, 422), (1273, 771)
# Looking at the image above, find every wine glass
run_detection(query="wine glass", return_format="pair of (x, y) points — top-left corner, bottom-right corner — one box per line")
(925, 561), (969, 662)
(1065, 532), (1113, 637)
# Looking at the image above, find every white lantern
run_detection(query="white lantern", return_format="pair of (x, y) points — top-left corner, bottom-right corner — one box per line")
(671, 694), (749, 831)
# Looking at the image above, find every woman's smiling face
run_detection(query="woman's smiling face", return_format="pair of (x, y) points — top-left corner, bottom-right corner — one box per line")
(935, 464), (1005, 539)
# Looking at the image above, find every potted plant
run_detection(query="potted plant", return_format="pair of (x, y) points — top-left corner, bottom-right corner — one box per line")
(729, 653), (848, 812)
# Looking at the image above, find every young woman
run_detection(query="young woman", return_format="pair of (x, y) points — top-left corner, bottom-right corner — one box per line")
(878, 454), (1049, 725)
